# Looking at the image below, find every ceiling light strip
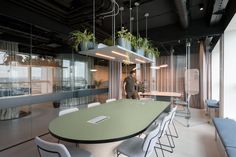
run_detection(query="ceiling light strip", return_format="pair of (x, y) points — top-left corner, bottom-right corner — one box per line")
(90, 69), (97, 72)
(150, 66), (160, 69)
(135, 58), (145, 63)
(96, 53), (115, 60)
(159, 64), (168, 68)
(123, 60), (134, 64)
(112, 51), (128, 58)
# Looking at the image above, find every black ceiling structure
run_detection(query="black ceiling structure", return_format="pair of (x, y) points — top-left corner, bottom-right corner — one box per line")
(0, 0), (235, 56)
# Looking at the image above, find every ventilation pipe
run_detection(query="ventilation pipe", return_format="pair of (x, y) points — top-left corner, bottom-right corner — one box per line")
(174, 0), (189, 29)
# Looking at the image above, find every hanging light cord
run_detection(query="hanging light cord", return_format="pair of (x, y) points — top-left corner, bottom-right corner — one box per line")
(130, 0), (132, 32)
(120, 7), (124, 28)
(103, 0), (119, 19)
(98, 0), (115, 16)
(145, 13), (149, 38)
(93, 0), (95, 45)
(135, 2), (139, 37)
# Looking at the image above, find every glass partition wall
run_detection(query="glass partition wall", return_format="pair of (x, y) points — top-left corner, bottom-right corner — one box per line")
(0, 16), (109, 151)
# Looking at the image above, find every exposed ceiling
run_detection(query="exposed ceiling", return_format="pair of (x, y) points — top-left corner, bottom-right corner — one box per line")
(0, 0), (235, 56)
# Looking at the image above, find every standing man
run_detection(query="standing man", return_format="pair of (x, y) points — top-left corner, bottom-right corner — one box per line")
(123, 70), (138, 99)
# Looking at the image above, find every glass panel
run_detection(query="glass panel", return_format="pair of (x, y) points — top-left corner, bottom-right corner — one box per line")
(31, 102), (59, 138)
(62, 59), (71, 91)
(74, 61), (87, 89)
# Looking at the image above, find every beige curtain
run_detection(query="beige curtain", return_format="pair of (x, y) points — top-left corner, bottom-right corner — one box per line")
(156, 52), (205, 109)
(109, 61), (122, 99)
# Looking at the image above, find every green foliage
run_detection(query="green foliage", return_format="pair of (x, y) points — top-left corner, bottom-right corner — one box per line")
(103, 37), (113, 46)
(117, 27), (134, 41)
(132, 36), (149, 50)
(69, 29), (95, 51)
(94, 80), (102, 88)
(146, 46), (160, 57)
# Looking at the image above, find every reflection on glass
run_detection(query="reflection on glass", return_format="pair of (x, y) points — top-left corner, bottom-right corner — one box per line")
(75, 61), (87, 89)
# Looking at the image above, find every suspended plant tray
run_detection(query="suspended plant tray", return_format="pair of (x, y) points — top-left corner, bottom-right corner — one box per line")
(79, 44), (153, 64)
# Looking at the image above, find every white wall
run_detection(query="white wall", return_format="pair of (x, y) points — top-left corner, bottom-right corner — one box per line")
(222, 30), (236, 119)
(211, 41), (220, 100)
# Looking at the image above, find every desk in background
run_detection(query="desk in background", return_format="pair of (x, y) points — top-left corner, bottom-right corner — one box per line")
(141, 91), (181, 101)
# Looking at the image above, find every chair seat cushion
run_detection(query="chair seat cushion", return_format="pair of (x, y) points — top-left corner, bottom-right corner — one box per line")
(206, 100), (219, 108)
(175, 100), (188, 105)
(226, 147), (236, 157)
(213, 118), (236, 148)
(67, 147), (93, 157)
(117, 137), (146, 157)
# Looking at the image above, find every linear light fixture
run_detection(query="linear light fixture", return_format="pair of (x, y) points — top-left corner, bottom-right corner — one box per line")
(96, 53), (115, 60)
(123, 60), (134, 64)
(150, 66), (160, 69)
(135, 58), (145, 63)
(112, 51), (128, 58)
(90, 69), (97, 72)
(159, 64), (168, 68)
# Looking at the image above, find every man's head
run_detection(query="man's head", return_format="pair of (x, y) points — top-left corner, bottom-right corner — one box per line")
(130, 70), (136, 77)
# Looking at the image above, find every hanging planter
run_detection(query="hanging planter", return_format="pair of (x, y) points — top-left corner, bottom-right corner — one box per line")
(117, 27), (133, 50)
(136, 48), (145, 56)
(68, 29), (95, 51)
(132, 36), (149, 56)
(146, 47), (160, 59)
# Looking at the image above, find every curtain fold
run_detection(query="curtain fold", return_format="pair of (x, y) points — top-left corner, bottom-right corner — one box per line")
(109, 61), (122, 99)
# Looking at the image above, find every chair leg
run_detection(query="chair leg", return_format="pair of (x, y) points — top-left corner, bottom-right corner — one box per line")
(155, 132), (174, 153)
(164, 126), (175, 148)
(167, 126), (175, 148)
(172, 121), (179, 138)
(158, 138), (165, 157)
(154, 147), (159, 157)
(116, 151), (120, 157)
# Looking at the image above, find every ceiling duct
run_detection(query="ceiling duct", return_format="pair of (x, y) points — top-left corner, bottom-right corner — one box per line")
(210, 0), (229, 25)
(174, 0), (189, 29)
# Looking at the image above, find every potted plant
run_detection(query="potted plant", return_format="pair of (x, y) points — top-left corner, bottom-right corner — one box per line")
(132, 36), (149, 56)
(103, 37), (113, 46)
(69, 29), (95, 51)
(146, 46), (160, 59)
(117, 27), (133, 50)
(94, 80), (102, 89)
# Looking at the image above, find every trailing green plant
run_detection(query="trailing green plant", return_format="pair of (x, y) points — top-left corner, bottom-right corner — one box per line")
(117, 27), (128, 38)
(94, 80), (102, 88)
(146, 46), (160, 57)
(123, 52), (133, 65)
(69, 29), (95, 51)
(132, 36), (150, 50)
(103, 37), (113, 46)
(117, 27), (133, 41)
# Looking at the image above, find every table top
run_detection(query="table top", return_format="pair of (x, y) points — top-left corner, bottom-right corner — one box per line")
(49, 99), (169, 144)
(141, 91), (182, 97)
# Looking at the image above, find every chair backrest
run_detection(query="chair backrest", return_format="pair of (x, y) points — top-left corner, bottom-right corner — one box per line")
(159, 113), (172, 138)
(35, 136), (71, 157)
(59, 107), (79, 116)
(106, 98), (116, 103)
(142, 124), (161, 157)
(170, 106), (178, 124)
(88, 102), (101, 108)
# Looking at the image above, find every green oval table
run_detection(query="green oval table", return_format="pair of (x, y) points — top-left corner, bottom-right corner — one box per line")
(49, 99), (169, 144)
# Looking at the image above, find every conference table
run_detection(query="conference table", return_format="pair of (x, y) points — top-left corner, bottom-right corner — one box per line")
(49, 99), (169, 157)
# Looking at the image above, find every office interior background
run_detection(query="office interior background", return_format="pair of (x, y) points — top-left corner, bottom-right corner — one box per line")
(0, 0), (236, 156)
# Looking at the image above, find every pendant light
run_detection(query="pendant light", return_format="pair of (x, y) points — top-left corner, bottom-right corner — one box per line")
(144, 13), (149, 38)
